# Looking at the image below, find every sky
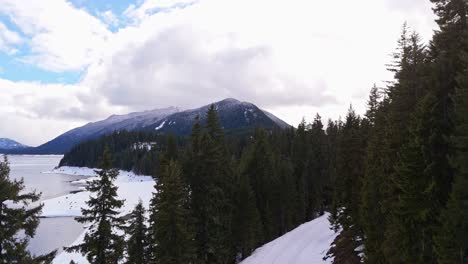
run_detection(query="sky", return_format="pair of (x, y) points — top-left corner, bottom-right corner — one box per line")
(0, 0), (437, 146)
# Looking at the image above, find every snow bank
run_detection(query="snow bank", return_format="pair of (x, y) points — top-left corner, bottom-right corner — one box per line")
(240, 213), (337, 264)
(41, 167), (154, 217)
(44, 167), (155, 263)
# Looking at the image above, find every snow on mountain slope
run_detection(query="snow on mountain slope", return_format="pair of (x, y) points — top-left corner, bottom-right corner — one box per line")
(241, 213), (337, 264)
(17, 98), (290, 154)
(0, 138), (29, 150)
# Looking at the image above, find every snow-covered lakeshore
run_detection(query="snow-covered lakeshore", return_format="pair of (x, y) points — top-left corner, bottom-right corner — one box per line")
(45, 166), (336, 263)
(41, 166), (155, 263)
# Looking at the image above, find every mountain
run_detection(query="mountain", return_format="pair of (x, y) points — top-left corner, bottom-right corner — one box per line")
(144, 98), (288, 135)
(0, 138), (29, 150)
(13, 98), (290, 154)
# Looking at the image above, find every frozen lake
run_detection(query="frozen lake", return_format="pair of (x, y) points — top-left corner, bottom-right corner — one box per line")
(8, 155), (86, 256)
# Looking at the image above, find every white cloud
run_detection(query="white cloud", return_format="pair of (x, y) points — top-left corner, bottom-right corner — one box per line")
(0, 21), (22, 55)
(0, 0), (438, 145)
(99, 10), (119, 27)
(0, 0), (111, 71)
(124, 0), (196, 23)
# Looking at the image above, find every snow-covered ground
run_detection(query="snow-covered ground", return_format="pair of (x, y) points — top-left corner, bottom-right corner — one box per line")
(41, 166), (155, 263)
(47, 166), (336, 264)
(240, 213), (337, 264)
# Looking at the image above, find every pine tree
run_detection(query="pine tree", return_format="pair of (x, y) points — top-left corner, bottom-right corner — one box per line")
(0, 155), (56, 263)
(385, 94), (438, 264)
(242, 128), (280, 242)
(66, 148), (125, 264)
(126, 201), (149, 264)
(291, 119), (308, 225)
(307, 114), (327, 217)
(184, 106), (235, 264)
(360, 87), (388, 264)
(327, 107), (366, 263)
(434, 9), (468, 262)
(231, 165), (263, 261)
(149, 160), (195, 264)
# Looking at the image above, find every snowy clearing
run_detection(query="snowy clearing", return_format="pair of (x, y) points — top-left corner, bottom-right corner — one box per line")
(240, 213), (337, 264)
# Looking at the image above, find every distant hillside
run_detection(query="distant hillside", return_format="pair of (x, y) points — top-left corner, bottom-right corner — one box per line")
(0, 138), (29, 152)
(13, 98), (290, 154)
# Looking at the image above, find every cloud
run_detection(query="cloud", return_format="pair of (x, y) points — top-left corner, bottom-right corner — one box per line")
(99, 10), (119, 27)
(0, 21), (22, 55)
(0, 0), (438, 145)
(0, 0), (111, 71)
(82, 26), (336, 111)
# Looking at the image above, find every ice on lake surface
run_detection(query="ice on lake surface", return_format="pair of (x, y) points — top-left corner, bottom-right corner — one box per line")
(8, 155), (86, 256)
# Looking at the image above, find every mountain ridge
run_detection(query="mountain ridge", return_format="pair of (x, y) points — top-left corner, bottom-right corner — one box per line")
(8, 98), (290, 154)
(0, 138), (29, 150)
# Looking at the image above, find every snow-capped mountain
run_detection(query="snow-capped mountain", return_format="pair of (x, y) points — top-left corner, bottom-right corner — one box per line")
(0, 138), (29, 150)
(144, 98), (288, 135)
(14, 98), (290, 154)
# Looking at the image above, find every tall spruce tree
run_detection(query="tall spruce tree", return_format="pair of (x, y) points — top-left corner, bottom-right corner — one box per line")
(231, 164), (263, 262)
(386, 94), (438, 263)
(242, 128), (280, 242)
(291, 119), (308, 225)
(126, 200), (149, 264)
(149, 160), (194, 264)
(0, 156), (56, 263)
(434, 5), (468, 262)
(360, 87), (389, 264)
(66, 148), (125, 264)
(193, 105), (234, 263)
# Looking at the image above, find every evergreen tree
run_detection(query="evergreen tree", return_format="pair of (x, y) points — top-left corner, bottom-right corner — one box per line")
(307, 114), (327, 217)
(185, 106), (235, 263)
(149, 160), (195, 264)
(385, 94), (437, 263)
(231, 165), (263, 262)
(360, 88), (388, 264)
(0, 155), (56, 263)
(291, 119), (308, 225)
(66, 148), (125, 264)
(434, 9), (468, 262)
(241, 128), (280, 242)
(126, 201), (149, 264)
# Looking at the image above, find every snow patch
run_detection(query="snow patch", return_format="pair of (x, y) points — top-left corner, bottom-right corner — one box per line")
(155, 120), (166, 130)
(240, 213), (337, 264)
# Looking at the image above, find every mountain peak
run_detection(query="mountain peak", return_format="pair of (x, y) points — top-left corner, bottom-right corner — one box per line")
(219, 98), (240, 104)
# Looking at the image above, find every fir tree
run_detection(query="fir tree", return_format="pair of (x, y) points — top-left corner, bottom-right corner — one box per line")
(149, 160), (194, 264)
(126, 200), (149, 264)
(434, 11), (468, 262)
(242, 128), (280, 242)
(360, 87), (388, 264)
(0, 155), (56, 263)
(231, 165), (263, 261)
(66, 148), (125, 264)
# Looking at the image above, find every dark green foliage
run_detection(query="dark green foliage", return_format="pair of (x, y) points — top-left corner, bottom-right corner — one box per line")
(435, 11), (468, 262)
(126, 201), (149, 264)
(191, 106), (234, 264)
(149, 160), (195, 264)
(231, 165), (263, 261)
(0, 155), (56, 263)
(66, 148), (125, 264)
(360, 87), (388, 264)
(241, 128), (280, 242)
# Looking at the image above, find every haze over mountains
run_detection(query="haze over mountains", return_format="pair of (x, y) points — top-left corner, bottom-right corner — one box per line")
(1, 98), (289, 154)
